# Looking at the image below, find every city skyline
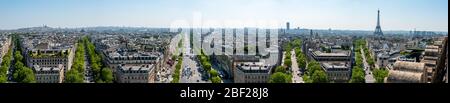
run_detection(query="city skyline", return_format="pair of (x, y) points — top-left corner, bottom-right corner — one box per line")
(0, 0), (448, 31)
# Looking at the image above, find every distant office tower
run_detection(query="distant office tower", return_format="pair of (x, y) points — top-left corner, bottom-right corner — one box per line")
(256, 28), (259, 55)
(222, 28), (225, 54)
(233, 28), (236, 55)
(374, 9), (384, 36)
(286, 22), (290, 30)
(244, 28), (248, 55)
(266, 29), (270, 48)
(190, 28), (193, 48)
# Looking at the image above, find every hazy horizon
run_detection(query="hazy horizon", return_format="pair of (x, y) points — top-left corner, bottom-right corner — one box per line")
(0, 0), (448, 32)
(3, 26), (448, 33)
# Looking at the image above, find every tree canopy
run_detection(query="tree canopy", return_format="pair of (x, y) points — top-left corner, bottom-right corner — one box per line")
(270, 72), (291, 83)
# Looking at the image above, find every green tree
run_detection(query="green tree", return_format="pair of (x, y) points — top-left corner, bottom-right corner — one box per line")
(72, 61), (83, 73)
(72, 41), (85, 73)
(283, 43), (292, 51)
(275, 66), (287, 73)
(284, 58), (292, 67)
(210, 69), (219, 77)
(355, 53), (363, 67)
(13, 67), (36, 83)
(0, 74), (7, 83)
(302, 75), (312, 83)
(311, 70), (328, 83)
(172, 56), (183, 83)
(178, 38), (183, 48)
(367, 59), (375, 67)
(304, 60), (327, 83)
(211, 76), (222, 83)
(285, 52), (291, 59)
(171, 78), (179, 83)
(0, 66), (7, 75)
(91, 63), (101, 76)
(14, 61), (24, 70)
(297, 56), (306, 69)
(199, 55), (208, 62)
(1, 57), (11, 66)
(270, 72), (291, 83)
(21, 68), (36, 83)
(307, 61), (321, 75)
(171, 55), (177, 61)
(350, 67), (365, 83)
(292, 39), (302, 47)
(101, 68), (114, 83)
(64, 69), (83, 83)
(14, 51), (23, 62)
(373, 68), (389, 83)
(203, 62), (212, 72)
(12, 69), (21, 81)
(84, 36), (112, 83)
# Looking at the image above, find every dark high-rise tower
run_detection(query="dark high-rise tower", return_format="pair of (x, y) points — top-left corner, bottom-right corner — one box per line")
(233, 28), (236, 55)
(244, 28), (248, 55)
(374, 9), (384, 36)
(286, 22), (290, 30)
(255, 28), (259, 55)
(266, 29), (270, 48)
(222, 28), (225, 54)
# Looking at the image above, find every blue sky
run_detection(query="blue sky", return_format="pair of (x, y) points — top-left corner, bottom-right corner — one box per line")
(0, 0), (447, 31)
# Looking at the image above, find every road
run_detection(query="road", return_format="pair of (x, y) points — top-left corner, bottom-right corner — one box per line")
(6, 42), (15, 83)
(180, 33), (210, 83)
(360, 48), (375, 83)
(84, 43), (94, 83)
(290, 50), (304, 83)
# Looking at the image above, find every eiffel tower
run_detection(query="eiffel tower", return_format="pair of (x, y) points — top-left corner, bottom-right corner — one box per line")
(374, 9), (383, 36)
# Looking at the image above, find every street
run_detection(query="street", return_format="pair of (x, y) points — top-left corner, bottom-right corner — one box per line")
(180, 33), (210, 83)
(6, 40), (16, 83)
(360, 48), (375, 83)
(84, 43), (94, 83)
(290, 50), (304, 83)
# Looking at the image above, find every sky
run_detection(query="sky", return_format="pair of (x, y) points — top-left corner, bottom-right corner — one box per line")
(0, 0), (448, 31)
